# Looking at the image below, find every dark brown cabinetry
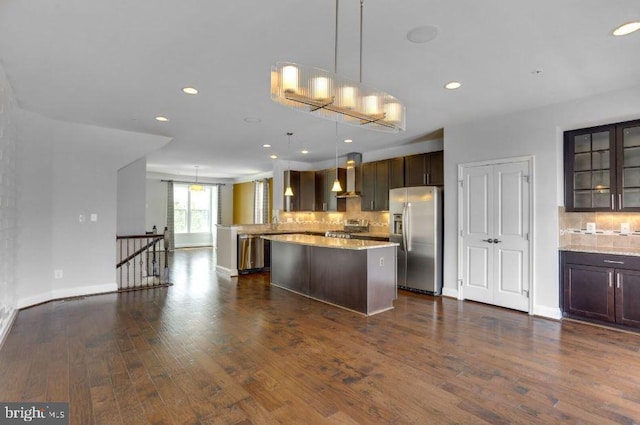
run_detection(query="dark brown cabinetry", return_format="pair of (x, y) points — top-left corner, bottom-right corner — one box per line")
(361, 160), (390, 211)
(404, 151), (444, 186)
(315, 168), (346, 212)
(564, 119), (640, 212)
(388, 157), (405, 189)
(283, 170), (316, 212)
(561, 250), (640, 328)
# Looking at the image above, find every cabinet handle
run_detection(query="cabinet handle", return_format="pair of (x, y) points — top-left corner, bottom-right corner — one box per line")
(611, 194), (615, 210)
(603, 260), (625, 264)
(616, 273), (621, 289)
(609, 272), (613, 288)
(426, 173), (430, 185)
(371, 200), (374, 210)
(619, 194), (623, 210)
(423, 173), (427, 185)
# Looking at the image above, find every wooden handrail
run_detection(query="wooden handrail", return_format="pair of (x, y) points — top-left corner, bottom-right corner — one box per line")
(116, 237), (163, 269)
(117, 234), (164, 240)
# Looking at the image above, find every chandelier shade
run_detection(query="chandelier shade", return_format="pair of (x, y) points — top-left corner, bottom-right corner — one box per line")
(271, 61), (406, 133)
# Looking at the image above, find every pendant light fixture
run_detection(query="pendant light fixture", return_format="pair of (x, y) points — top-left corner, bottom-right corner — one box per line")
(284, 132), (294, 197)
(270, 0), (405, 133)
(189, 166), (204, 191)
(331, 123), (343, 192)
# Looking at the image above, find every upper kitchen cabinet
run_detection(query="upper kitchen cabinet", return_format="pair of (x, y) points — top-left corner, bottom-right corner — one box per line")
(404, 151), (444, 186)
(388, 157), (404, 189)
(315, 168), (346, 212)
(283, 170), (315, 211)
(361, 160), (390, 211)
(564, 119), (640, 212)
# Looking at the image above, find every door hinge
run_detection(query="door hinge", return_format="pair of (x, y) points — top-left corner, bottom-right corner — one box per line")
(523, 175), (530, 184)
(460, 229), (463, 237)
(458, 279), (463, 287)
(458, 179), (463, 188)
(526, 232), (529, 241)
(522, 289), (529, 298)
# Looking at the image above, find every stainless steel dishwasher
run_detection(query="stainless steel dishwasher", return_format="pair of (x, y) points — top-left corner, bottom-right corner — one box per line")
(237, 234), (265, 273)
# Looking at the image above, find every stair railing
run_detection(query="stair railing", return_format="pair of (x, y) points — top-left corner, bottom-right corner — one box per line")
(116, 233), (170, 290)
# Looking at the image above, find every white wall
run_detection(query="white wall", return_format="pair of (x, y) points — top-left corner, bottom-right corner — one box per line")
(146, 177), (168, 231)
(117, 157), (147, 235)
(15, 110), (170, 308)
(0, 66), (18, 345)
(444, 84), (640, 319)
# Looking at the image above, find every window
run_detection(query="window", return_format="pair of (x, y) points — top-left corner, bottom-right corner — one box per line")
(253, 179), (269, 224)
(173, 184), (218, 233)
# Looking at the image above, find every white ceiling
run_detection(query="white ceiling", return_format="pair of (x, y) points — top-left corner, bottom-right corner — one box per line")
(1, 0), (639, 179)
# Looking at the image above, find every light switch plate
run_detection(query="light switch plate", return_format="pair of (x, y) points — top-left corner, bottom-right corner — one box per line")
(586, 222), (596, 234)
(621, 222), (630, 234)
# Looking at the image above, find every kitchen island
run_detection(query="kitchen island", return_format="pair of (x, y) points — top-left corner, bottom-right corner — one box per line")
(262, 234), (398, 316)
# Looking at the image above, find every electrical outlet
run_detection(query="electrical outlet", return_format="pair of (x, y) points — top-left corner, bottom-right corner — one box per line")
(586, 222), (596, 234)
(621, 222), (631, 234)
(90, 213), (98, 222)
(79, 214), (85, 223)
(54, 269), (63, 279)
(379, 257), (384, 267)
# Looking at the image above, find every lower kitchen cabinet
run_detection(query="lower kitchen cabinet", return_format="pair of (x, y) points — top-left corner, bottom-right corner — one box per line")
(561, 250), (640, 328)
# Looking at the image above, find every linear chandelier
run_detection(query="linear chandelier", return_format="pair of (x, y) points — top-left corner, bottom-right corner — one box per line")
(270, 0), (405, 133)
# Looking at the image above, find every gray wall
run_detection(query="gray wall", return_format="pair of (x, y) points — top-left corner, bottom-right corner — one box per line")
(0, 67), (18, 344)
(14, 109), (170, 308)
(443, 83), (640, 318)
(117, 157), (147, 235)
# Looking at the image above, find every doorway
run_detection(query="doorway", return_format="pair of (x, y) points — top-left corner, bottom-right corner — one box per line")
(457, 156), (533, 312)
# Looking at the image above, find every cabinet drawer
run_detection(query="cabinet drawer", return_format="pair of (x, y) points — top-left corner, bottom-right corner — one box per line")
(562, 250), (640, 270)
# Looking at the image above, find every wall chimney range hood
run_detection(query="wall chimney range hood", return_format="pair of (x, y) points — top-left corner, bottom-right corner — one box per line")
(337, 152), (362, 198)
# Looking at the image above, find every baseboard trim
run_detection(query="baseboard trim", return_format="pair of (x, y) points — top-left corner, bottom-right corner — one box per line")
(17, 283), (118, 310)
(0, 308), (18, 352)
(442, 287), (459, 299)
(216, 265), (238, 277)
(532, 304), (562, 320)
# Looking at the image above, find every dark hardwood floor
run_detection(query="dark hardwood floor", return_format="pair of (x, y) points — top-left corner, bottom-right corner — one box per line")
(1, 247), (640, 424)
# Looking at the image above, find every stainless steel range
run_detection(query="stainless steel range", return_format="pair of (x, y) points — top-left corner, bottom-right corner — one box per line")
(325, 219), (369, 239)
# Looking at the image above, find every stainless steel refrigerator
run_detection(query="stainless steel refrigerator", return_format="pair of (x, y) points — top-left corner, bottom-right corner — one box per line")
(389, 186), (443, 295)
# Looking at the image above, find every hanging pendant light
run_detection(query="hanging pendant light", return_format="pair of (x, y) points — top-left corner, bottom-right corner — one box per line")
(284, 132), (294, 197)
(331, 123), (343, 192)
(270, 0), (405, 133)
(189, 166), (204, 191)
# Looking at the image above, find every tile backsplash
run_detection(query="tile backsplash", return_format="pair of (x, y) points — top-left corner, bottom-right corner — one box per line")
(559, 207), (640, 249)
(276, 198), (390, 233)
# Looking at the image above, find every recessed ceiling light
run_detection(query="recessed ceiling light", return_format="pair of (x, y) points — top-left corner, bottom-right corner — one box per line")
(244, 117), (262, 123)
(406, 25), (439, 44)
(301, 150), (309, 154)
(270, 154), (278, 159)
(344, 139), (353, 144)
(531, 69), (544, 76)
(612, 21), (640, 36)
(155, 116), (169, 122)
(263, 144), (271, 148)
(182, 87), (198, 95)
(444, 81), (462, 90)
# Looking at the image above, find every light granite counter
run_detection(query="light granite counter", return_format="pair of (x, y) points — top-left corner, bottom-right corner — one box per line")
(560, 245), (640, 257)
(261, 234), (397, 250)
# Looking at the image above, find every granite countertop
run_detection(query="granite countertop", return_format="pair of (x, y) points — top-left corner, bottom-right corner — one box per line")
(262, 234), (399, 250)
(353, 232), (390, 239)
(560, 245), (640, 257)
(237, 228), (339, 235)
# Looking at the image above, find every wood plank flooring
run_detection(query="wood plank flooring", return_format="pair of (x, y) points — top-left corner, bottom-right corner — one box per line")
(1, 247), (640, 424)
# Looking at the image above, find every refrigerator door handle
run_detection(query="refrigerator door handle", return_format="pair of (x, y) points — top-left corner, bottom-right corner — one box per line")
(401, 203), (408, 252)
(405, 202), (412, 252)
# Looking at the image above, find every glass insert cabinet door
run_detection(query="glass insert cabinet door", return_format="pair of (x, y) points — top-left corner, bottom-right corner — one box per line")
(618, 121), (640, 210)
(565, 125), (615, 211)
